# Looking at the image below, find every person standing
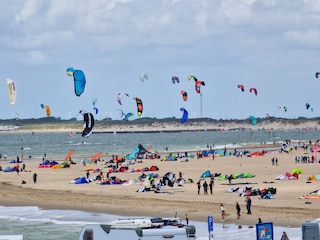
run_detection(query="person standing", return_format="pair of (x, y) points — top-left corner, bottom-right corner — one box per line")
(280, 231), (290, 240)
(209, 177), (214, 194)
(185, 214), (189, 225)
(33, 173), (37, 183)
(228, 174), (233, 185)
(197, 180), (201, 195)
(245, 196), (252, 214)
(235, 202), (241, 219)
(203, 181), (208, 195)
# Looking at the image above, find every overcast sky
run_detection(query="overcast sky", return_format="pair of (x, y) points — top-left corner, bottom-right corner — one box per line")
(1, 0), (320, 121)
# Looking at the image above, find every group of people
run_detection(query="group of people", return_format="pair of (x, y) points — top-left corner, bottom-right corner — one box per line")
(197, 177), (215, 195)
(220, 196), (252, 221)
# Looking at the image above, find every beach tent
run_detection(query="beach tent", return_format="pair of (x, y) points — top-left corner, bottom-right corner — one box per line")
(214, 149), (231, 156)
(75, 177), (89, 184)
(200, 170), (212, 178)
(126, 144), (151, 160)
(202, 150), (209, 157)
(201, 150), (215, 157)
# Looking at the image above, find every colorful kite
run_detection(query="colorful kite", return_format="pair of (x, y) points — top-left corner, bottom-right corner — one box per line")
(139, 72), (148, 82)
(249, 116), (257, 126)
(281, 140), (291, 153)
(40, 104), (51, 117)
(188, 75), (205, 94)
(172, 76), (179, 84)
(66, 67), (86, 97)
(92, 98), (97, 107)
(5, 78), (17, 104)
(305, 103), (314, 112)
(249, 87), (258, 96)
(79, 110), (94, 138)
(117, 109), (134, 121)
(133, 97), (143, 117)
(237, 84), (245, 92)
(117, 92), (129, 105)
(180, 90), (188, 101)
(188, 75), (197, 81)
(180, 107), (188, 124)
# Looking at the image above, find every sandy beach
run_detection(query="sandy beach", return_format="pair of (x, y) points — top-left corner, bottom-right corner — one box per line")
(0, 139), (319, 229)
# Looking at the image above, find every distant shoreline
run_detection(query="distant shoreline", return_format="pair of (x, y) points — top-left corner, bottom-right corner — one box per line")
(1, 117), (320, 133)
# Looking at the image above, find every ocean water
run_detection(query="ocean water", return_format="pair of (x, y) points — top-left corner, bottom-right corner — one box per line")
(0, 128), (319, 160)
(0, 129), (315, 239)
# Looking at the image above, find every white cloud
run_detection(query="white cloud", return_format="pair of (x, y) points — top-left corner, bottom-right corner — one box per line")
(15, 0), (41, 24)
(284, 30), (320, 47)
(26, 50), (46, 64)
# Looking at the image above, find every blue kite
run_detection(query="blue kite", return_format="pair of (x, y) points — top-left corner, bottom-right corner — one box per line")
(180, 107), (188, 124)
(66, 67), (86, 97)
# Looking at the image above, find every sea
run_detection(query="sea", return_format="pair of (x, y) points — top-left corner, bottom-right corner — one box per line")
(0, 128), (318, 239)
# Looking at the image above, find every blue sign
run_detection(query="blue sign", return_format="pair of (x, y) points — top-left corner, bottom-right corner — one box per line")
(208, 216), (214, 233)
(256, 222), (274, 240)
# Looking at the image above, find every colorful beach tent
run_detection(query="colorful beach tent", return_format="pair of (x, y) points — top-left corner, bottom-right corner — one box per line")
(126, 144), (151, 160)
(75, 177), (89, 184)
(200, 170), (212, 178)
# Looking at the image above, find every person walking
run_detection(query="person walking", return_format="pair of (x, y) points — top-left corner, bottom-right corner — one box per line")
(245, 196), (252, 214)
(220, 204), (229, 221)
(235, 202), (241, 219)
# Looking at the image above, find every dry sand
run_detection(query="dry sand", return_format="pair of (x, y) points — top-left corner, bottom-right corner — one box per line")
(0, 143), (319, 228)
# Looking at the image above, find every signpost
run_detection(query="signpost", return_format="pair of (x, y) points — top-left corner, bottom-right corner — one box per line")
(208, 216), (214, 239)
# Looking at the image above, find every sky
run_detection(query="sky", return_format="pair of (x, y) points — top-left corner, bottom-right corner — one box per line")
(1, 0), (320, 121)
